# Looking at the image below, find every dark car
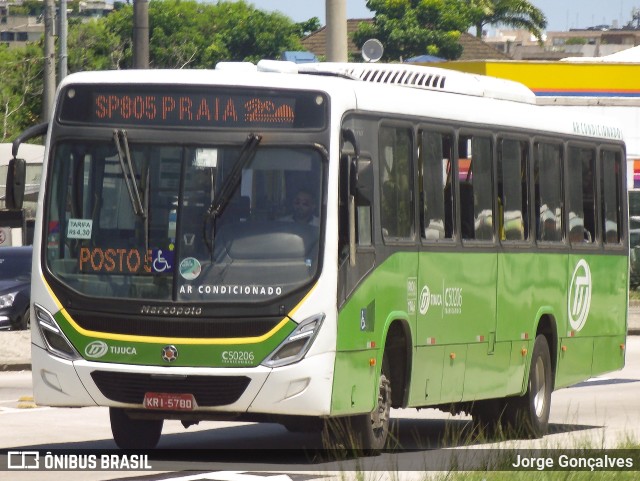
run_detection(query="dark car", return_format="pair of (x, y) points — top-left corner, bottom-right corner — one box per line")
(0, 246), (32, 330)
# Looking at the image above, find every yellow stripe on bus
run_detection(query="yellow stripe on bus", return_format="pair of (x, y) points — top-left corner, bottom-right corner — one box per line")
(43, 275), (317, 345)
(58, 307), (291, 344)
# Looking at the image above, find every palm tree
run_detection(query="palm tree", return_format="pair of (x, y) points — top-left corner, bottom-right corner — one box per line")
(469, 0), (547, 42)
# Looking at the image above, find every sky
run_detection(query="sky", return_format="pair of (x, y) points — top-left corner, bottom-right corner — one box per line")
(233, 0), (637, 32)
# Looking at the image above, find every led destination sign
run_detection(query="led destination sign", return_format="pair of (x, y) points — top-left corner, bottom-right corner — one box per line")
(59, 85), (327, 129)
(94, 94), (294, 126)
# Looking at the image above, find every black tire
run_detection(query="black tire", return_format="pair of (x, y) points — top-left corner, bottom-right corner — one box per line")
(471, 399), (503, 439)
(109, 407), (163, 449)
(322, 356), (392, 454)
(19, 308), (30, 330)
(503, 335), (552, 438)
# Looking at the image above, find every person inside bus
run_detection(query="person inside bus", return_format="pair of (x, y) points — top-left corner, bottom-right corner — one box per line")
(279, 188), (319, 226)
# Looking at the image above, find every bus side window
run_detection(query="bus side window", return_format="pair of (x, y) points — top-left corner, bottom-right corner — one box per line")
(601, 149), (623, 244)
(419, 130), (453, 240)
(380, 126), (414, 240)
(568, 145), (596, 244)
(458, 135), (494, 241)
(498, 138), (529, 241)
(534, 142), (563, 242)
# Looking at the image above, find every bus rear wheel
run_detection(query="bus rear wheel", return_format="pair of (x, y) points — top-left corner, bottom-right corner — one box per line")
(503, 335), (552, 438)
(109, 407), (163, 449)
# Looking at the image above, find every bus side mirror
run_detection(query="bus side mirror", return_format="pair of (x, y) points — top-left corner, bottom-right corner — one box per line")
(341, 128), (371, 202)
(6, 121), (48, 210)
(350, 157), (373, 205)
(5, 157), (26, 210)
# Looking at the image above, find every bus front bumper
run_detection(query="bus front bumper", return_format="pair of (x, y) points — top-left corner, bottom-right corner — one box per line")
(32, 345), (334, 417)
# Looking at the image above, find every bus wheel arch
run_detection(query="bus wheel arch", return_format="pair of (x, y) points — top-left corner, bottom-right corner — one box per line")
(383, 318), (412, 408)
(322, 353), (392, 453)
(342, 313), (414, 453)
(322, 317), (411, 452)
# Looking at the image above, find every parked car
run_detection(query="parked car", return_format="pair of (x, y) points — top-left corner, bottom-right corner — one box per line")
(0, 246), (32, 330)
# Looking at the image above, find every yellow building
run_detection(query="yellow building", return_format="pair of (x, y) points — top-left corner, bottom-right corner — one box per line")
(441, 60), (640, 98)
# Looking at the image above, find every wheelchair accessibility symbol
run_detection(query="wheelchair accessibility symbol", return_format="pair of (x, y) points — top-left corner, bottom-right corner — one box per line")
(152, 249), (174, 273)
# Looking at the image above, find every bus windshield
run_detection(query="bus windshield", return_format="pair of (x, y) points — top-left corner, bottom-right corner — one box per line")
(44, 139), (324, 302)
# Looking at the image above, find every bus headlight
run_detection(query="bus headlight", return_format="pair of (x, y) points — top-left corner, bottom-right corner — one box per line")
(34, 304), (81, 361)
(262, 314), (324, 368)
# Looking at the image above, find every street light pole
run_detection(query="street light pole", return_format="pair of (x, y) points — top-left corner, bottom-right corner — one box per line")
(133, 0), (149, 68)
(43, 0), (56, 120)
(326, 0), (347, 62)
(59, 0), (68, 80)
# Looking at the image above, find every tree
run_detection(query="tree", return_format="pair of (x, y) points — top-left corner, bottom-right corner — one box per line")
(468, 0), (547, 41)
(352, 0), (473, 61)
(8, 0), (44, 16)
(0, 0), (310, 139)
(68, 17), (129, 71)
(200, 1), (304, 64)
(296, 17), (322, 38)
(0, 44), (43, 141)
(68, 0), (305, 70)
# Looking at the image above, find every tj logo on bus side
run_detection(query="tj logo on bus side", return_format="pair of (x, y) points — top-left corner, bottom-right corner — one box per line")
(568, 259), (592, 332)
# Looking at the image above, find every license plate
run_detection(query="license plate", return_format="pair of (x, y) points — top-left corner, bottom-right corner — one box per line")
(143, 392), (197, 411)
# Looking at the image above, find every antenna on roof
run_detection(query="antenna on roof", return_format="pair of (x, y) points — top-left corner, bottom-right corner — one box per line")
(362, 39), (384, 63)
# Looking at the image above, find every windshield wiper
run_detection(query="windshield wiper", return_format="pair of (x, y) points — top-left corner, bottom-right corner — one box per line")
(113, 129), (150, 254)
(113, 129), (146, 218)
(204, 133), (262, 253)
(206, 133), (262, 220)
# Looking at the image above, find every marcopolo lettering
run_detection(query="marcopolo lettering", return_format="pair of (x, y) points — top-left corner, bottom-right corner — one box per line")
(140, 305), (203, 316)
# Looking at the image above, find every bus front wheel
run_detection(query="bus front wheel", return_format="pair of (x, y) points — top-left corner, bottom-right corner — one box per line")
(356, 355), (391, 451)
(504, 335), (552, 438)
(322, 356), (391, 453)
(109, 407), (163, 449)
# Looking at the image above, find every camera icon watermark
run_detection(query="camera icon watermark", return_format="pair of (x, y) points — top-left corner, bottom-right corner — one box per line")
(7, 451), (40, 470)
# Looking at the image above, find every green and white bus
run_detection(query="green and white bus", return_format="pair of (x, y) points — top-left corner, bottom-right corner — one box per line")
(20, 60), (628, 450)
